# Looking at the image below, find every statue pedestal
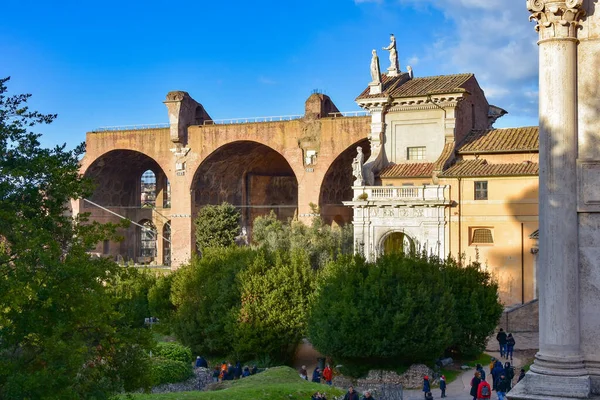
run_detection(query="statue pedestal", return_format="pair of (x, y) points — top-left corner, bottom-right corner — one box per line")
(387, 67), (399, 77)
(369, 82), (382, 95)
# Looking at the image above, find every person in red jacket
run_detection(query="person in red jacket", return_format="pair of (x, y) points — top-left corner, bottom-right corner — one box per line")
(322, 364), (333, 386)
(477, 379), (492, 400)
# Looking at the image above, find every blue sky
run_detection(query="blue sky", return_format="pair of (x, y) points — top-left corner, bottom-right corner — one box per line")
(0, 0), (538, 149)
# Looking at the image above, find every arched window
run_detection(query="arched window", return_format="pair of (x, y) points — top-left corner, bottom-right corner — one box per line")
(141, 170), (156, 207)
(140, 220), (157, 259)
(163, 222), (171, 266)
(382, 232), (415, 255)
(471, 228), (494, 245)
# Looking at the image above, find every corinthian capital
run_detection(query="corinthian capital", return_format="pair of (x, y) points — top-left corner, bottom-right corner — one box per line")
(527, 0), (586, 40)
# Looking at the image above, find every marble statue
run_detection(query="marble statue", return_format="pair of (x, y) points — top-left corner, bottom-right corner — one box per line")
(407, 65), (413, 79)
(382, 34), (399, 73)
(352, 146), (364, 185)
(370, 49), (381, 84)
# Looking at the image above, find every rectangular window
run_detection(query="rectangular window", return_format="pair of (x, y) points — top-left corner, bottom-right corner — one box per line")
(407, 146), (426, 160)
(471, 228), (494, 245)
(474, 181), (488, 200)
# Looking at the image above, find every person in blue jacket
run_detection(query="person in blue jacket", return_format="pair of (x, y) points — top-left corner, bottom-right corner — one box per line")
(422, 375), (431, 398)
(439, 374), (447, 398)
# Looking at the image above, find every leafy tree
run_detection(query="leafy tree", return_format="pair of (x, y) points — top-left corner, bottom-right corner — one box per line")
(233, 249), (316, 364)
(194, 202), (241, 253)
(0, 77), (153, 398)
(252, 207), (353, 269)
(443, 257), (503, 358)
(308, 254), (456, 367)
(170, 247), (257, 355)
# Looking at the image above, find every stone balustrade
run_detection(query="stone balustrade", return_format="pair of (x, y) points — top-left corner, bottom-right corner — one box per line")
(352, 185), (448, 203)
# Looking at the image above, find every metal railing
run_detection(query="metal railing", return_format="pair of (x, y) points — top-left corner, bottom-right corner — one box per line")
(328, 110), (369, 118)
(91, 110), (370, 132)
(91, 123), (170, 132)
(202, 115), (304, 125)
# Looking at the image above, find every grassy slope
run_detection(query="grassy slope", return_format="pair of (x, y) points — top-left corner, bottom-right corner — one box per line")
(123, 366), (345, 400)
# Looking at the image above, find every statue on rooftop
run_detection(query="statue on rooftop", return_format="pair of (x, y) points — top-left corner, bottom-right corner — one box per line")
(352, 146), (365, 185)
(370, 49), (381, 84)
(382, 34), (399, 75)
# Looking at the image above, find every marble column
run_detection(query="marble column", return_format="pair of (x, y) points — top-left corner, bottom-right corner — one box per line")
(509, 1), (590, 398)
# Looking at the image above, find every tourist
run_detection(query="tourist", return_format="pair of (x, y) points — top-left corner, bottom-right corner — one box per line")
(496, 373), (511, 400)
(470, 371), (481, 400)
(496, 328), (508, 358)
(362, 390), (375, 399)
(299, 365), (308, 380)
(506, 333), (516, 361)
(517, 368), (526, 383)
(477, 378), (492, 399)
(424, 391), (434, 400)
(224, 362), (234, 381)
(323, 364), (333, 385)
(476, 363), (486, 381)
(503, 361), (514, 389)
(195, 355), (207, 368)
(234, 361), (242, 379)
(343, 385), (359, 400)
(491, 359), (504, 390)
(312, 391), (327, 400)
(312, 366), (321, 383)
(242, 366), (251, 377)
(422, 375), (431, 398)
(439, 374), (447, 398)
(488, 357), (496, 381)
(251, 364), (258, 375)
(212, 366), (220, 382)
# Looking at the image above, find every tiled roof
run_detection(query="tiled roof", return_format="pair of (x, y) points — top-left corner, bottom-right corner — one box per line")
(440, 159), (539, 177)
(433, 142), (455, 171)
(379, 162), (435, 178)
(458, 127), (539, 154)
(356, 73), (473, 100)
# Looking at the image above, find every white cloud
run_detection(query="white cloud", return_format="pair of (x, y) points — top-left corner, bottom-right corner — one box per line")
(407, 55), (420, 66)
(399, 0), (540, 124)
(258, 76), (277, 85)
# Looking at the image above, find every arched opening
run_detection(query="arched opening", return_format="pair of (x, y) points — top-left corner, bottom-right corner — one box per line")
(191, 141), (298, 240)
(141, 170), (156, 207)
(138, 219), (157, 264)
(319, 138), (371, 225)
(382, 232), (415, 256)
(83, 150), (170, 263)
(163, 222), (171, 266)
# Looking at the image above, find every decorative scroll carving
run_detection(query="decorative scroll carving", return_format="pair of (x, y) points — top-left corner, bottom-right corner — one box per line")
(527, 0), (586, 40)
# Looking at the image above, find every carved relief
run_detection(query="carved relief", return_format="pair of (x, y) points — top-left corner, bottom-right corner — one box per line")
(527, 0), (586, 40)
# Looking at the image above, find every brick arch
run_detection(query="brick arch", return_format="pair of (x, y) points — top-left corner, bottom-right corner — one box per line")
(318, 138), (371, 225)
(190, 140), (299, 231)
(83, 149), (170, 208)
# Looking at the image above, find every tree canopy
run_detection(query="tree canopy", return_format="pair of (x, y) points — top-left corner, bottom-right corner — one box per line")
(0, 77), (153, 398)
(194, 202), (241, 253)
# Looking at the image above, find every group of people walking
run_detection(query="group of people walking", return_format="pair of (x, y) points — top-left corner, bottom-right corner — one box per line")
(468, 358), (525, 400)
(205, 360), (258, 381)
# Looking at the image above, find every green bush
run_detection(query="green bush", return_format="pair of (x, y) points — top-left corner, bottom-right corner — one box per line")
(194, 202), (241, 253)
(443, 257), (503, 358)
(170, 247), (257, 355)
(252, 209), (353, 270)
(154, 342), (192, 364)
(232, 249), (317, 365)
(150, 357), (193, 386)
(308, 254), (456, 367)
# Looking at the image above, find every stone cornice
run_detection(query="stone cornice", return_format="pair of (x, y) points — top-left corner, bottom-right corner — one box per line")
(527, 0), (586, 40)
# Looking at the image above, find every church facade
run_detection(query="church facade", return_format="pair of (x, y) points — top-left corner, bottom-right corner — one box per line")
(345, 44), (539, 305)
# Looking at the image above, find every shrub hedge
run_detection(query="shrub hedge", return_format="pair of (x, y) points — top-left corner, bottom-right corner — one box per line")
(150, 358), (193, 386)
(154, 342), (192, 364)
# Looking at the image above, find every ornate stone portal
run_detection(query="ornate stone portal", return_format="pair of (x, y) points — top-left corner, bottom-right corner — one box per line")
(509, 0), (599, 398)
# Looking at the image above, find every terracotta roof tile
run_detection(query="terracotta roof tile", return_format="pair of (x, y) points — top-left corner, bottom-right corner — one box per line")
(356, 73), (473, 101)
(440, 159), (539, 177)
(379, 162), (435, 178)
(458, 127), (539, 154)
(433, 142), (455, 171)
